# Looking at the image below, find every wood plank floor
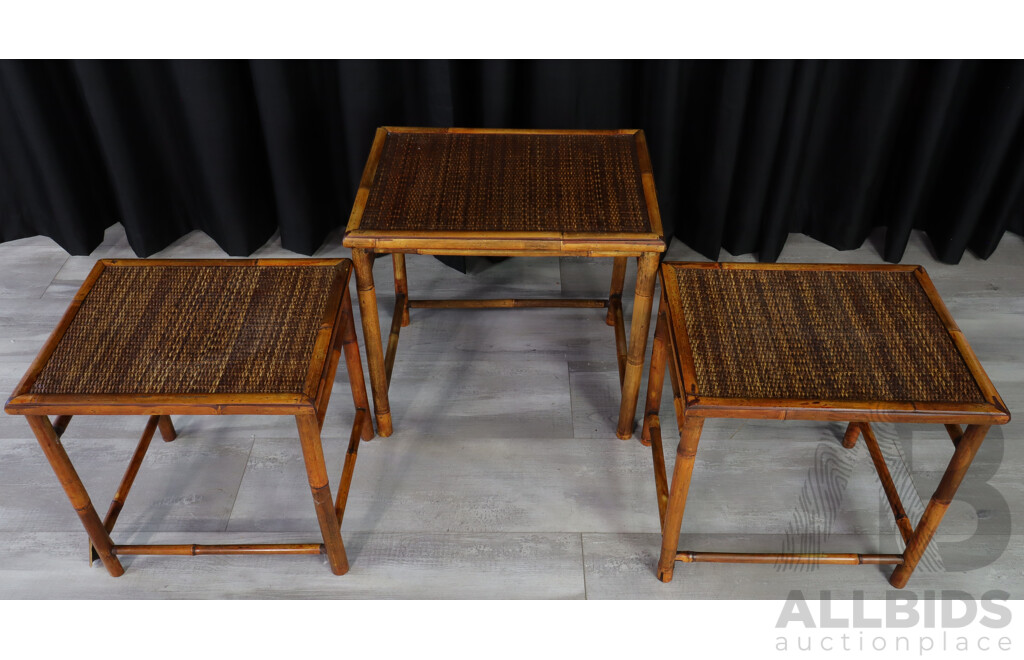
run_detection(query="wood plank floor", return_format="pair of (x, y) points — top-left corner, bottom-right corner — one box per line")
(1, 225), (1021, 599)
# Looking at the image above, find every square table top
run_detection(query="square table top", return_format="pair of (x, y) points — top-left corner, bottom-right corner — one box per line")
(343, 127), (665, 255)
(660, 262), (1010, 424)
(5, 259), (351, 416)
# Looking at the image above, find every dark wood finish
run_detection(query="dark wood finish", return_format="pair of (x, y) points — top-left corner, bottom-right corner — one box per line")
(5, 259), (374, 576)
(647, 261), (1010, 587)
(343, 127), (667, 439)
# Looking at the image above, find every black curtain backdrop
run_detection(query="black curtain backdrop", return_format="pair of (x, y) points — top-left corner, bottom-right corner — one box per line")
(1, 60), (1022, 264)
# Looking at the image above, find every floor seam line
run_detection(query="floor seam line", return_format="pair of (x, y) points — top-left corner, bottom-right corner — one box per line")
(581, 532), (588, 600)
(222, 427), (258, 532)
(40, 254), (71, 298)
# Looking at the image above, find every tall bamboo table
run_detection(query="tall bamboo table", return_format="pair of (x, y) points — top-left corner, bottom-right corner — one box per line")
(642, 262), (1010, 587)
(4, 258), (374, 576)
(344, 127), (666, 439)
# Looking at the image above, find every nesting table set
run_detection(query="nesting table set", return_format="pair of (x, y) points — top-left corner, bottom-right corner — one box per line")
(4, 128), (1010, 589)
(5, 259), (373, 576)
(344, 128), (666, 439)
(642, 262), (1009, 587)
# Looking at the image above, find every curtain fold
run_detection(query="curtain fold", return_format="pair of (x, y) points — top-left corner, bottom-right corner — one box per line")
(1, 60), (1021, 264)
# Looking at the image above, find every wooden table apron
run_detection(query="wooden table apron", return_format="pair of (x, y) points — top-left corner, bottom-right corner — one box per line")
(641, 262), (1011, 588)
(4, 259), (374, 577)
(344, 127), (667, 439)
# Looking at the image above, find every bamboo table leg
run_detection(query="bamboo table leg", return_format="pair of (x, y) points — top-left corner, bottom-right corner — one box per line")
(889, 423), (990, 588)
(842, 421), (860, 449)
(642, 305), (671, 527)
(393, 253), (411, 327)
(607, 256), (628, 387)
(340, 291), (375, 441)
(606, 256), (627, 326)
(295, 412), (349, 575)
(616, 252), (660, 439)
(352, 248), (392, 437)
(52, 415), (73, 437)
(354, 249), (655, 440)
(656, 415), (705, 582)
(335, 409), (367, 524)
(157, 415), (177, 442)
(89, 415), (162, 564)
(26, 415), (125, 577)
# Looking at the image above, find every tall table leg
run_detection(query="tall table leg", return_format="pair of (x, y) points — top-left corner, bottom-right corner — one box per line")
(657, 415), (705, 582)
(642, 304), (671, 527)
(842, 422), (860, 449)
(157, 415), (177, 442)
(616, 252), (660, 439)
(607, 256), (629, 387)
(340, 290), (375, 441)
(889, 423), (990, 588)
(26, 415), (125, 577)
(607, 256), (627, 326)
(352, 248), (392, 437)
(393, 253), (411, 327)
(296, 413), (349, 575)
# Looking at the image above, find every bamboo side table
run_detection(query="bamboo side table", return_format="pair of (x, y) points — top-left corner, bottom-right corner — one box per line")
(4, 259), (374, 576)
(642, 262), (1010, 587)
(344, 127), (666, 439)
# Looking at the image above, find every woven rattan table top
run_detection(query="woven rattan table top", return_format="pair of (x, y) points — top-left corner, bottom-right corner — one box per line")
(6, 260), (350, 410)
(344, 128), (665, 254)
(660, 263), (1009, 422)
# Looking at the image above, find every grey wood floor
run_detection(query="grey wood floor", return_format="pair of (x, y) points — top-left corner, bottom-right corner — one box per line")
(1, 225), (1021, 599)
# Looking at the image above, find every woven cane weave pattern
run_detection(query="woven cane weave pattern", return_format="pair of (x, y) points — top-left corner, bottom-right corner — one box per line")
(672, 268), (985, 403)
(359, 133), (651, 233)
(31, 265), (338, 395)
